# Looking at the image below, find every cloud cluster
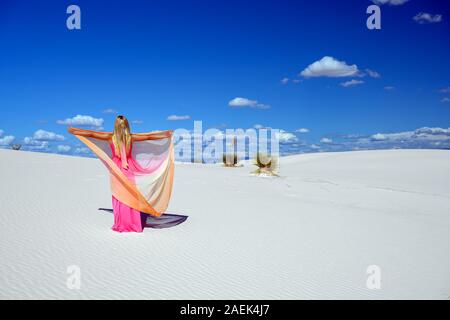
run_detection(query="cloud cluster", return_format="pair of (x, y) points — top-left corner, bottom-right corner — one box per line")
(415, 127), (450, 135)
(371, 0), (409, 5)
(281, 78), (301, 85)
(102, 108), (118, 114)
(413, 12), (443, 24)
(297, 57), (382, 89)
(320, 137), (333, 144)
(23, 137), (49, 150)
(275, 126), (450, 155)
(57, 145), (71, 153)
(0, 132), (15, 146)
(0, 129), (15, 146)
(167, 115), (191, 121)
(57, 115), (104, 128)
(33, 129), (65, 141)
(228, 97), (270, 109)
(357, 127), (450, 149)
(74, 147), (91, 154)
(300, 56), (359, 78)
(365, 69), (381, 78)
(276, 130), (298, 144)
(340, 79), (364, 88)
(20, 129), (65, 151)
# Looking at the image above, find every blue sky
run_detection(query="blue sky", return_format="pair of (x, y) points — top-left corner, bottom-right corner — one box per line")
(0, 0), (449, 156)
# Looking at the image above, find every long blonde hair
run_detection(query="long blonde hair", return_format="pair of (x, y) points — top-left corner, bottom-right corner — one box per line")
(112, 115), (132, 157)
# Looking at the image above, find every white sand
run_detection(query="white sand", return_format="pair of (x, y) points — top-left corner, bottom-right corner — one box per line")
(0, 148), (449, 299)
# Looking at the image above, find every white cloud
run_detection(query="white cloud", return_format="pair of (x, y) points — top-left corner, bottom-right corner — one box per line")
(296, 128), (310, 133)
(102, 108), (118, 114)
(33, 129), (65, 141)
(371, 132), (412, 141)
(228, 97), (270, 109)
(253, 124), (264, 129)
(300, 56), (359, 78)
(415, 127), (450, 135)
(57, 115), (104, 128)
(413, 12), (443, 24)
(320, 137), (333, 144)
(276, 130), (298, 143)
(341, 79), (364, 87)
(0, 135), (15, 146)
(167, 115), (191, 121)
(438, 87), (450, 93)
(132, 120), (143, 125)
(0, 129), (3, 137)
(280, 126), (450, 154)
(361, 127), (450, 147)
(307, 126), (450, 153)
(384, 86), (395, 90)
(371, 0), (409, 5)
(370, 133), (387, 141)
(281, 78), (302, 85)
(57, 145), (71, 153)
(74, 147), (90, 154)
(441, 97), (450, 103)
(273, 126), (450, 154)
(365, 69), (381, 78)
(23, 137), (49, 150)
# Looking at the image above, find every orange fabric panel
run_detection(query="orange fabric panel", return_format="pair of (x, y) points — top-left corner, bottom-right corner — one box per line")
(74, 134), (174, 217)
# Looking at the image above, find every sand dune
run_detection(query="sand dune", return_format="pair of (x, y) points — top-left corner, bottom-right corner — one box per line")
(0, 149), (449, 299)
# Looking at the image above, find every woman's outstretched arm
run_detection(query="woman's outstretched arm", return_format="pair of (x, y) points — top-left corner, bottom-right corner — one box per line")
(132, 130), (174, 141)
(68, 127), (113, 140)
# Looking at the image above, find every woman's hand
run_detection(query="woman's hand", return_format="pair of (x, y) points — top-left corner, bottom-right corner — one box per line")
(132, 130), (174, 141)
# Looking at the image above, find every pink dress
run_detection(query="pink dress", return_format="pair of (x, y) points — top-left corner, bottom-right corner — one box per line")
(110, 141), (147, 233)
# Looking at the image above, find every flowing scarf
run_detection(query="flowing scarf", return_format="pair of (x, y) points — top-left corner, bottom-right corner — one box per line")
(71, 129), (174, 217)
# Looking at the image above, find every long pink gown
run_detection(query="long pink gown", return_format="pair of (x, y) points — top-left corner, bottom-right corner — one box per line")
(110, 141), (149, 233)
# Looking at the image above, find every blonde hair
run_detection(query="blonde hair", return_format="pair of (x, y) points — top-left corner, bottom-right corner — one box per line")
(112, 115), (132, 158)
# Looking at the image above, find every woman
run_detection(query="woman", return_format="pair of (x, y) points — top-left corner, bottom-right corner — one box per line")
(68, 115), (174, 233)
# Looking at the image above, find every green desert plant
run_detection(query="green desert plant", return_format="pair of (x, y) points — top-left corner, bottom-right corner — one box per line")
(251, 152), (279, 176)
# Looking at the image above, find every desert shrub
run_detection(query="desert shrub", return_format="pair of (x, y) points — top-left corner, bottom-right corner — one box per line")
(11, 144), (22, 151)
(222, 153), (238, 167)
(252, 152), (279, 176)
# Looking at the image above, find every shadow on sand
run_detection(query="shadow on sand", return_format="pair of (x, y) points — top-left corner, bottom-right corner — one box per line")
(98, 208), (188, 229)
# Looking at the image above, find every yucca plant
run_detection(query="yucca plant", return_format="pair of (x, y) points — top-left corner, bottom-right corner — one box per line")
(222, 136), (239, 167)
(251, 152), (279, 176)
(222, 153), (238, 167)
